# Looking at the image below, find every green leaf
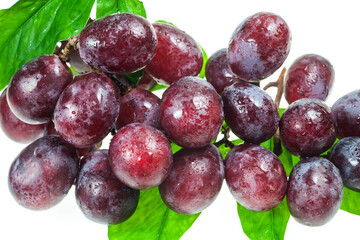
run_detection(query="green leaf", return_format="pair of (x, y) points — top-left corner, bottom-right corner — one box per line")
(108, 187), (200, 240)
(0, 0), (95, 91)
(237, 198), (290, 240)
(199, 46), (208, 78)
(96, 0), (146, 19)
(150, 84), (168, 92)
(341, 187), (360, 215)
(124, 69), (144, 85)
(279, 143), (299, 176)
(217, 138), (243, 159)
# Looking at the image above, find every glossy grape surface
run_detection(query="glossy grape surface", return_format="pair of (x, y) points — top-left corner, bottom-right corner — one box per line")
(330, 137), (360, 191)
(137, 71), (157, 90)
(8, 135), (78, 210)
(115, 88), (161, 129)
(280, 98), (337, 157)
(287, 157), (343, 226)
(332, 90), (360, 138)
(76, 150), (139, 225)
(109, 123), (173, 190)
(159, 76), (223, 148)
(205, 48), (236, 94)
(222, 81), (279, 143)
(285, 54), (334, 104)
(7, 54), (73, 124)
(228, 12), (291, 81)
(0, 90), (45, 143)
(79, 13), (157, 74)
(144, 22), (203, 85)
(225, 143), (287, 212)
(54, 72), (120, 148)
(159, 144), (224, 214)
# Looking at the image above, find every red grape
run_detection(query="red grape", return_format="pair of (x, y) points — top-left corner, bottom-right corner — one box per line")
(159, 76), (223, 148)
(7, 54), (73, 124)
(228, 12), (291, 81)
(109, 123), (173, 190)
(287, 157), (343, 226)
(225, 143), (287, 212)
(137, 71), (157, 90)
(8, 135), (79, 210)
(68, 48), (90, 74)
(159, 144), (224, 214)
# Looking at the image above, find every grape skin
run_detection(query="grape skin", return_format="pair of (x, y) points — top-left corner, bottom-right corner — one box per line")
(53, 72), (120, 148)
(8, 135), (79, 210)
(330, 137), (360, 191)
(159, 76), (224, 148)
(76, 150), (139, 225)
(332, 90), (360, 138)
(7, 54), (73, 124)
(115, 88), (161, 130)
(222, 81), (279, 144)
(284, 54), (334, 104)
(137, 71), (157, 91)
(0, 89), (45, 144)
(227, 12), (291, 81)
(287, 157), (343, 226)
(79, 13), (157, 74)
(225, 143), (287, 212)
(279, 98), (337, 157)
(144, 22), (203, 86)
(205, 48), (236, 94)
(109, 123), (173, 190)
(159, 144), (224, 215)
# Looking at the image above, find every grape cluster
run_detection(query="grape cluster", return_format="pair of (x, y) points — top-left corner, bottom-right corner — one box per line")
(1, 10), (359, 231)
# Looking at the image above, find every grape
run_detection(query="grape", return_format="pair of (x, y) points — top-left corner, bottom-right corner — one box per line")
(225, 143), (287, 212)
(222, 81), (279, 144)
(332, 90), (360, 138)
(287, 157), (343, 226)
(279, 98), (337, 157)
(109, 123), (173, 190)
(205, 48), (237, 94)
(115, 88), (161, 130)
(159, 144), (224, 215)
(78, 13), (157, 74)
(76, 150), (139, 225)
(7, 54), (73, 124)
(0, 89), (45, 144)
(329, 137), (360, 191)
(137, 71), (157, 91)
(227, 12), (291, 81)
(53, 72), (120, 148)
(8, 135), (79, 210)
(144, 22), (203, 85)
(68, 48), (90, 74)
(284, 54), (334, 104)
(159, 76), (223, 148)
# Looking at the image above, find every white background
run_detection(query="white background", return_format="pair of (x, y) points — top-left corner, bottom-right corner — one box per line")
(0, 0), (359, 239)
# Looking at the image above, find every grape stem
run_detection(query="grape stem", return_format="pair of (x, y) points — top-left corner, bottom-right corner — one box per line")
(214, 127), (235, 149)
(263, 67), (287, 156)
(58, 35), (79, 62)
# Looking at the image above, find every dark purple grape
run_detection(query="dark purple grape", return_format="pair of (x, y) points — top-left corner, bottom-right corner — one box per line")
(115, 88), (161, 130)
(76, 150), (139, 224)
(8, 135), (79, 210)
(0, 89), (45, 143)
(287, 157), (343, 226)
(280, 98), (337, 157)
(68, 48), (90, 74)
(228, 12), (291, 81)
(222, 81), (279, 144)
(53, 72), (120, 148)
(144, 22), (203, 85)
(159, 144), (224, 214)
(330, 137), (360, 191)
(78, 13), (157, 74)
(205, 48), (237, 94)
(159, 76), (223, 148)
(225, 143), (287, 212)
(332, 90), (360, 138)
(137, 71), (157, 90)
(7, 55), (73, 124)
(109, 123), (173, 190)
(285, 54), (334, 104)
